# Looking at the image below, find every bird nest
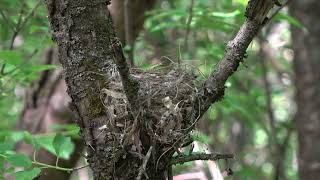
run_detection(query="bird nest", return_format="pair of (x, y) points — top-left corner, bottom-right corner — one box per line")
(99, 66), (198, 150)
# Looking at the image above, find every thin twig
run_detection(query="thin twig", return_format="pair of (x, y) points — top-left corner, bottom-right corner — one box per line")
(9, 1), (26, 50)
(136, 146), (153, 180)
(18, 0), (42, 33)
(170, 153), (234, 166)
(177, 95), (201, 132)
(1, 0), (42, 74)
(73, 164), (90, 171)
(55, 157), (59, 167)
(3, 48), (39, 76)
(0, 10), (15, 31)
(264, 0), (292, 26)
(184, 0), (195, 50)
(156, 132), (191, 171)
(1, 152), (88, 173)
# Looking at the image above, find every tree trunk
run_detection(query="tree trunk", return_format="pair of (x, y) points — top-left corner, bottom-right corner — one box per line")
(16, 1), (155, 179)
(290, 1), (320, 179)
(45, 1), (154, 179)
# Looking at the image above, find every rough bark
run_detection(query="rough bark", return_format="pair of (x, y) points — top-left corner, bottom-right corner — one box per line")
(16, 1), (154, 179)
(44, 0), (277, 179)
(290, 1), (320, 179)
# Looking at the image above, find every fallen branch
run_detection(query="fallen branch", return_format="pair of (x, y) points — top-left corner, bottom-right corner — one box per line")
(169, 153), (234, 166)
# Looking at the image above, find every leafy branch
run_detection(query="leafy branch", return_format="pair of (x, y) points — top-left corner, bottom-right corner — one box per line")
(0, 0), (42, 75)
(0, 153), (89, 173)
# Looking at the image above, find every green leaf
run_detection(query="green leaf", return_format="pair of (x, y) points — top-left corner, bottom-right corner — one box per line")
(7, 154), (32, 168)
(0, 141), (14, 153)
(14, 168), (41, 180)
(50, 124), (80, 137)
(52, 134), (73, 158)
(23, 131), (40, 150)
(211, 10), (241, 18)
(0, 156), (4, 174)
(33, 135), (75, 158)
(0, 50), (22, 66)
(5, 166), (15, 174)
(23, 64), (58, 73)
(10, 132), (25, 142)
(33, 136), (55, 154)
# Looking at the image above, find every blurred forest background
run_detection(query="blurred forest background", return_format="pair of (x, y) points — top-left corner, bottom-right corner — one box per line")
(0, 0), (319, 179)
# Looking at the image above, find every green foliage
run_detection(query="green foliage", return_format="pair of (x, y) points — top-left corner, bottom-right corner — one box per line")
(0, 50), (23, 65)
(0, 129), (79, 178)
(191, 131), (211, 144)
(0, 0), (53, 131)
(52, 134), (74, 159)
(6, 154), (32, 168)
(13, 168), (41, 180)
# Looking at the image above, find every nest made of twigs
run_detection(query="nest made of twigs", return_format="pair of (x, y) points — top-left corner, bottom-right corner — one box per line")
(100, 65), (198, 148)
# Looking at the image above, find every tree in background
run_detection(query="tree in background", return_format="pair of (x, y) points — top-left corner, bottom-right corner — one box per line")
(290, 1), (320, 179)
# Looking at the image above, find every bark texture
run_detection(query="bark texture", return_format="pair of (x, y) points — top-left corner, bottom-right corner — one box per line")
(290, 1), (320, 179)
(16, 1), (155, 179)
(44, 0), (277, 179)
(46, 0), (118, 178)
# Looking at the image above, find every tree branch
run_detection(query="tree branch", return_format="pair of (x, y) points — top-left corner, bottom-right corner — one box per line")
(197, 0), (278, 114)
(0, 10), (14, 31)
(170, 153), (234, 166)
(111, 38), (140, 110)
